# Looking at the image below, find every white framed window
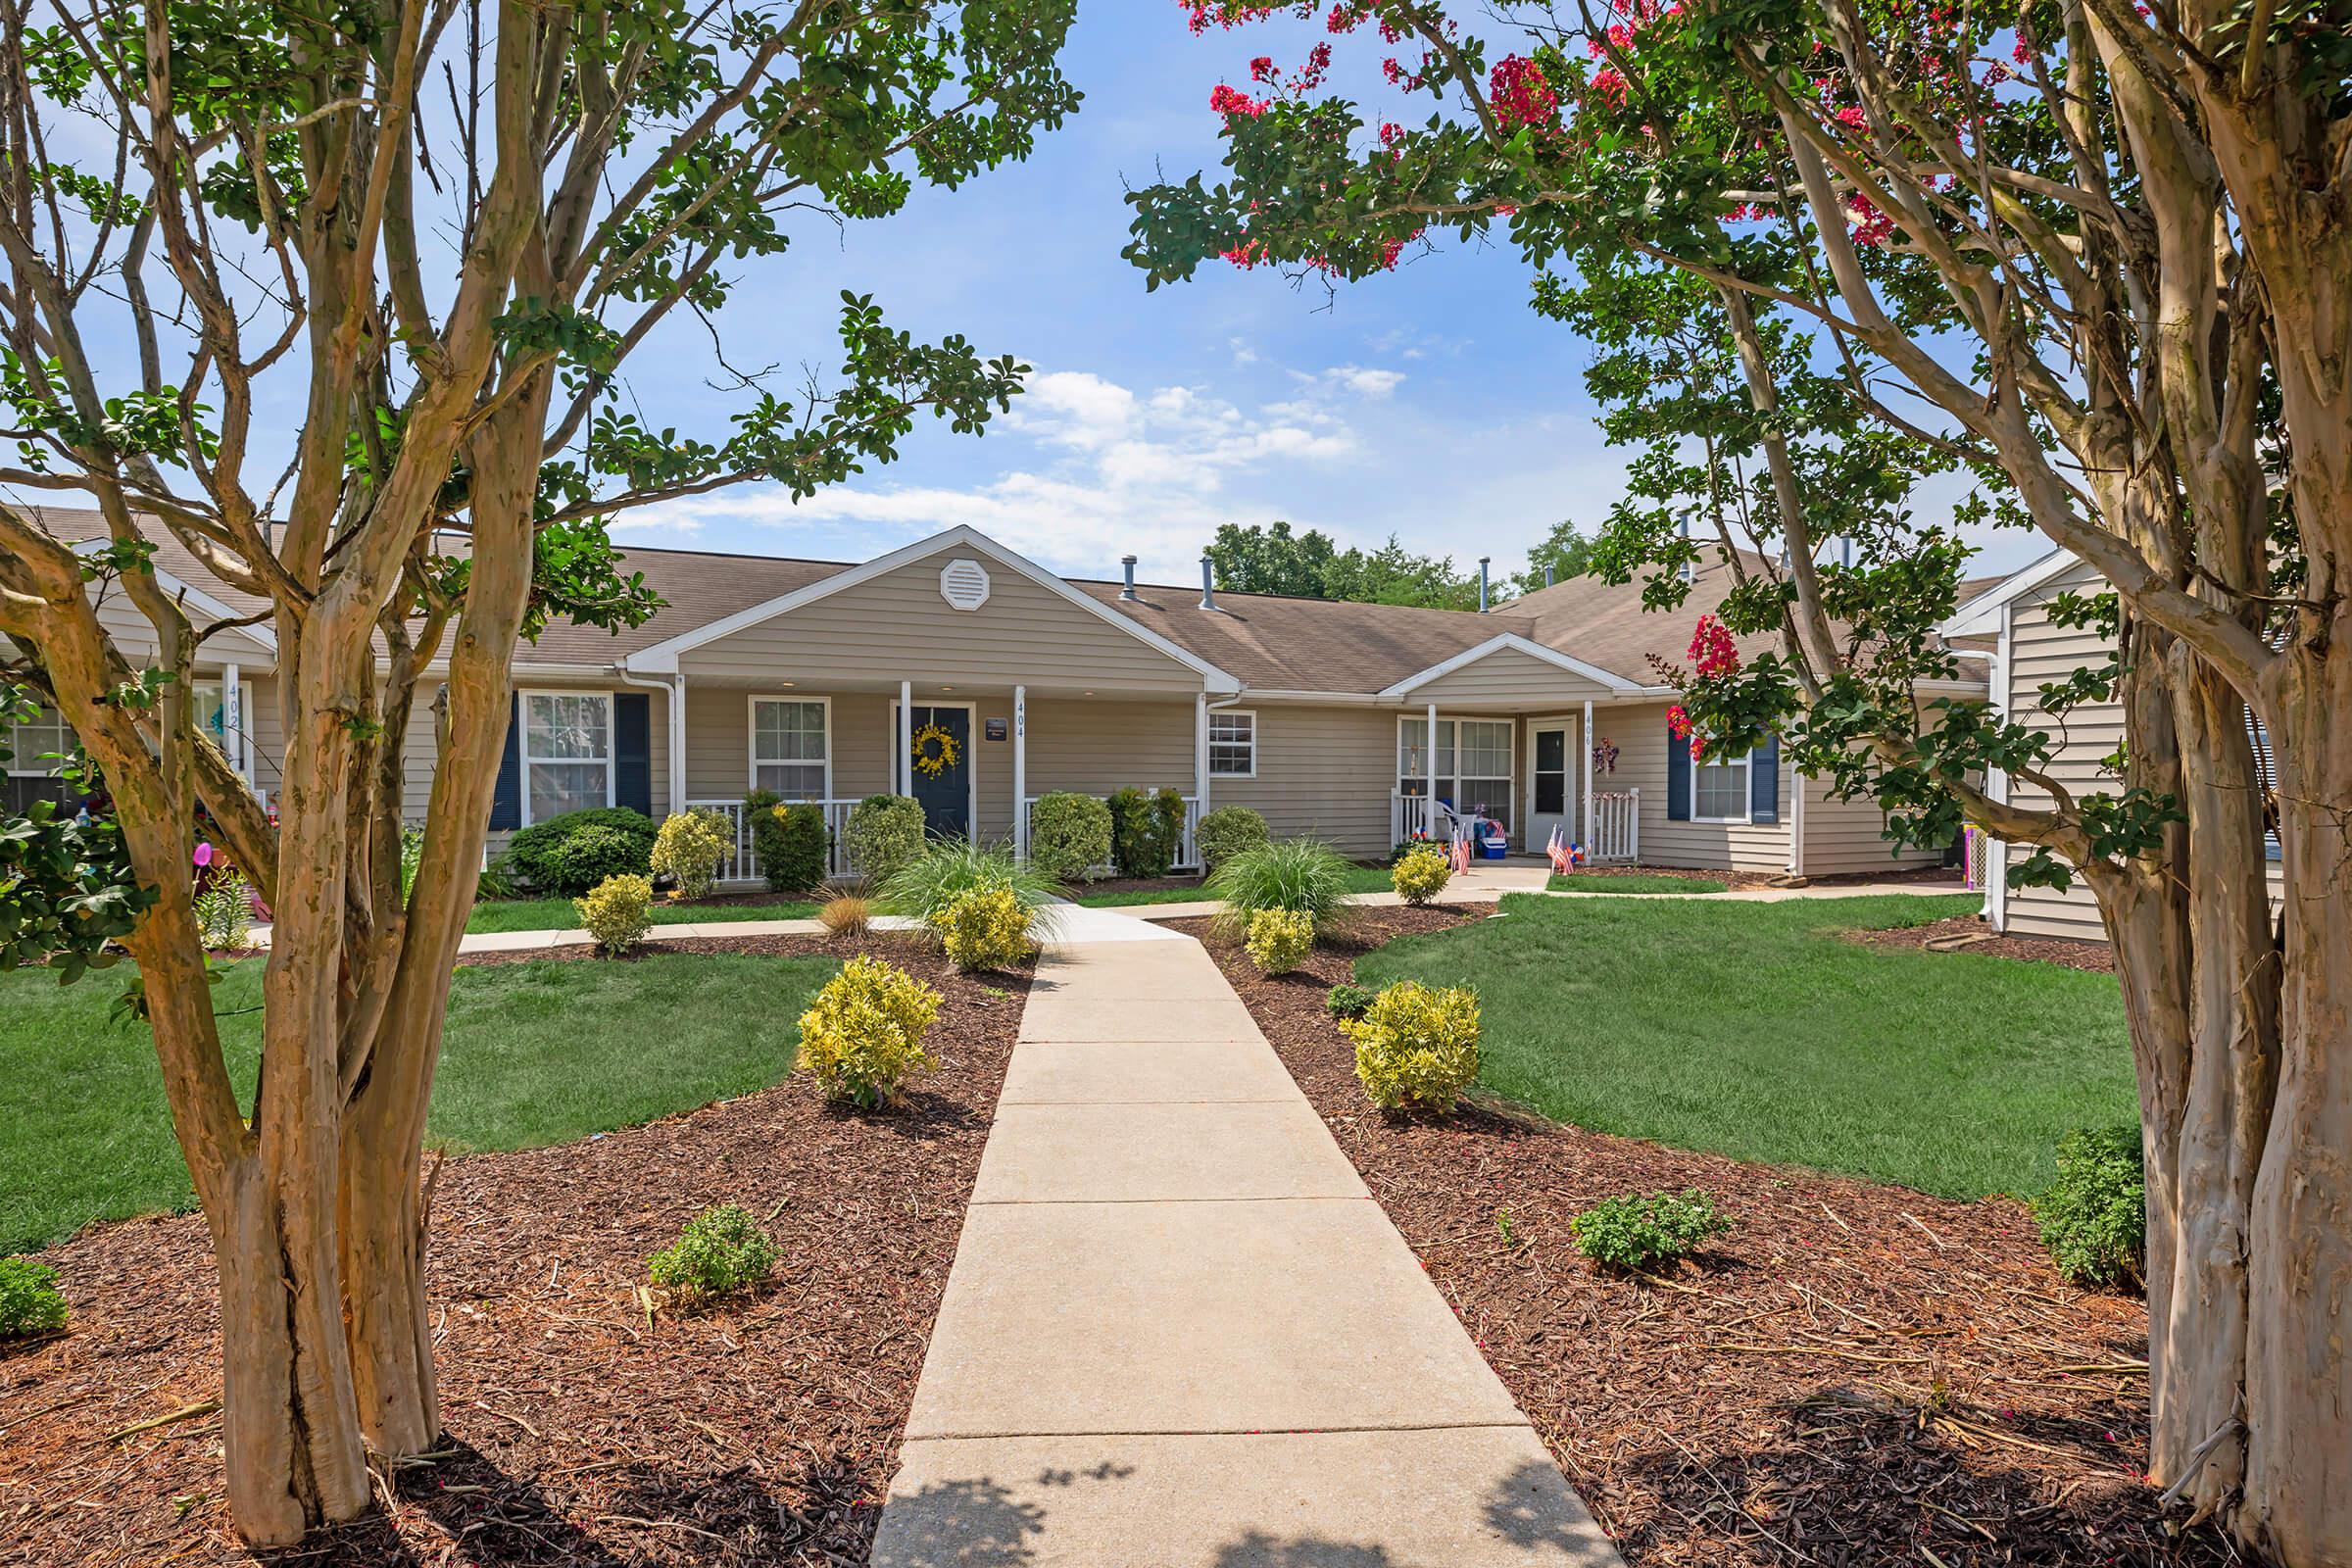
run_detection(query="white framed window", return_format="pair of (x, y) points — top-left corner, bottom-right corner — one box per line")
(1693, 746), (1752, 822)
(1208, 709), (1256, 778)
(520, 690), (613, 823)
(751, 696), (830, 800)
(5, 703), (71, 776)
(1396, 716), (1512, 818)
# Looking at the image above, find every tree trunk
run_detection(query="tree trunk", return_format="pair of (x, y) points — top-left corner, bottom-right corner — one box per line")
(215, 1155), (373, 1546)
(2238, 645), (2352, 1563)
(338, 1107), (439, 1458)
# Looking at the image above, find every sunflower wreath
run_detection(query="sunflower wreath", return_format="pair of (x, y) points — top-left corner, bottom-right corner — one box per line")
(910, 721), (961, 779)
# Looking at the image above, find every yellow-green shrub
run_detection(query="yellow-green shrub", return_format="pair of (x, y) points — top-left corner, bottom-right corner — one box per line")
(796, 956), (944, 1106)
(1390, 845), (1452, 906)
(574, 873), (654, 956)
(651, 808), (732, 901)
(1344, 980), (1481, 1111)
(931, 884), (1034, 972)
(1244, 906), (1315, 974)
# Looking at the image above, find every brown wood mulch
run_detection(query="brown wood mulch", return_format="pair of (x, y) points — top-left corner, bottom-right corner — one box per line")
(1168, 906), (2237, 1568)
(0, 934), (1029, 1568)
(1847, 913), (2119, 974)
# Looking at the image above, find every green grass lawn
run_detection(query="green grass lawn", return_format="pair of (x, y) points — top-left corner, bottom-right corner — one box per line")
(1, 952), (837, 1252)
(1549, 872), (1728, 895)
(464, 897), (820, 933)
(1355, 893), (2134, 1200)
(1073, 864), (1396, 907)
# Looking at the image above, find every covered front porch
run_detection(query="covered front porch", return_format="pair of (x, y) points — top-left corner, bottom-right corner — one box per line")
(1386, 699), (1647, 865)
(660, 676), (1221, 885)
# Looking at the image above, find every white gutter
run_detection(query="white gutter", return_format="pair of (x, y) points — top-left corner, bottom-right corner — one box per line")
(612, 664), (682, 817)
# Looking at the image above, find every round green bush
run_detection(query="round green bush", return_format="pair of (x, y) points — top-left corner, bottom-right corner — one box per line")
(1570, 1191), (1734, 1272)
(0, 1255), (69, 1339)
(1108, 786), (1186, 878)
(503, 807), (658, 896)
(1196, 806), (1270, 871)
(1029, 792), (1113, 883)
(2033, 1126), (2145, 1288)
(537, 822), (652, 898)
(844, 794), (927, 883)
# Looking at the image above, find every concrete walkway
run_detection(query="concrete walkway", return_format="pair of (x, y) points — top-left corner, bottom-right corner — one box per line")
(866, 925), (1622, 1567)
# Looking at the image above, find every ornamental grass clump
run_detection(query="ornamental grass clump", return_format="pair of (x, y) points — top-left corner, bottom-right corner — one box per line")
(2033, 1126), (2146, 1289)
(1390, 844), (1452, 906)
(647, 1204), (779, 1303)
(652, 808), (732, 901)
(1209, 837), (1353, 934)
(818, 894), (872, 938)
(1344, 979), (1481, 1112)
(880, 840), (1059, 933)
(933, 884), (1036, 971)
(0, 1256), (69, 1339)
(1570, 1191), (1734, 1273)
(574, 873), (654, 956)
(1244, 906), (1315, 974)
(797, 956), (944, 1108)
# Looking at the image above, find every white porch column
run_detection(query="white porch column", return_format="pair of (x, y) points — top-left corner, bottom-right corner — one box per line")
(220, 662), (245, 781)
(898, 679), (913, 796)
(1581, 698), (1594, 850)
(1425, 700), (1440, 838)
(668, 673), (688, 817)
(1194, 692), (1210, 815)
(1012, 685), (1028, 858)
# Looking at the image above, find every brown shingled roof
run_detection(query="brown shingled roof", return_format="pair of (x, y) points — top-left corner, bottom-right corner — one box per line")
(1074, 578), (1531, 693)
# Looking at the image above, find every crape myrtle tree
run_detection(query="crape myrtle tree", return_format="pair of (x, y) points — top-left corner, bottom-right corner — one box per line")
(1126, 0), (2350, 1559)
(0, 0), (1074, 1545)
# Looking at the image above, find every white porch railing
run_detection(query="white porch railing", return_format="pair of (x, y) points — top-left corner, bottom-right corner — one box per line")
(1590, 788), (1640, 862)
(686, 797), (858, 884)
(1390, 791), (1469, 848)
(1023, 793), (1202, 873)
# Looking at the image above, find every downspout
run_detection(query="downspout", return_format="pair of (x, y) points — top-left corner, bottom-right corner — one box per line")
(613, 664), (682, 817)
(1954, 633), (2006, 929)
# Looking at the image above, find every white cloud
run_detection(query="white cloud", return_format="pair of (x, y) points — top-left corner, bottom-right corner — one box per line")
(629, 366), (1380, 580)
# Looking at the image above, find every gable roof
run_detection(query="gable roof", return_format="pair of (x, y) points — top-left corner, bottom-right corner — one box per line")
(621, 525), (1242, 691)
(27, 508), (277, 657)
(1377, 633), (1647, 698)
(1938, 549), (2079, 638)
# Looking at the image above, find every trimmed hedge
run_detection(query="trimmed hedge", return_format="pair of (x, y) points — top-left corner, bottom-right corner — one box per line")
(747, 791), (828, 892)
(1108, 785), (1187, 878)
(502, 807), (657, 897)
(1028, 792), (1112, 882)
(844, 794), (927, 883)
(1196, 806), (1269, 871)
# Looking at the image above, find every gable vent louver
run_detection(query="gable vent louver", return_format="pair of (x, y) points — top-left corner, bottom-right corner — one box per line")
(939, 558), (991, 611)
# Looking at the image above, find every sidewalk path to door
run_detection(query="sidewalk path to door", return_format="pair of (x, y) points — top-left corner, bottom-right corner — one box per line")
(868, 906), (1623, 1567)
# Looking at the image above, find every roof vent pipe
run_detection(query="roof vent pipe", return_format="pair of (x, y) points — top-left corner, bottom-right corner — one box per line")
(1478, 556), (1491, 612)
(1200, 555), (1216, 612)
(1544, 563), (1555, 589)
(1120, 554), (1139, 600)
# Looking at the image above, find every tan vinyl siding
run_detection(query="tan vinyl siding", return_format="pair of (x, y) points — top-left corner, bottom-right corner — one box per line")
(1999, 562), (2119, 942)
(1800, 781), (1945, 876)
(680, 547), (1208, 693)
(1212, 703), (1398, 856)
(1610, 701), (1792, 872)
(1406, 646), (1614, 706)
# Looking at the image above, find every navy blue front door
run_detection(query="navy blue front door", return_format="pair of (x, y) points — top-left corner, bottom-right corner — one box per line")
(906, 706), (971, 838)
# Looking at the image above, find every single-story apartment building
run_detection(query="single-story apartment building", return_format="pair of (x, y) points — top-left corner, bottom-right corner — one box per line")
(11, 513), (1980, 884)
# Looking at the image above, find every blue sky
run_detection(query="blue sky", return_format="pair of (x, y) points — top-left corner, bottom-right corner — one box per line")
(616, 8), (2069, 587)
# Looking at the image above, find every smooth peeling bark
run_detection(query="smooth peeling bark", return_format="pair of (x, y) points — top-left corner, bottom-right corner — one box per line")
(2240, 645), (2352, 1565)
(338, 396), (543, 1459)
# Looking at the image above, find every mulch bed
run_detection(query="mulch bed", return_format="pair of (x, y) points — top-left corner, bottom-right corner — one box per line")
(1848, 913), (2119, 974)
(0, 933), (1029, 1567)
(1169, 906), (2235, 1568)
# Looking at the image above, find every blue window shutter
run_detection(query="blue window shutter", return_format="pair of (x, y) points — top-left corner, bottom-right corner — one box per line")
(1666, 723), (1691, 821)
(489, 694), (521, 831)
(614, 693), (653, 816)
(1749, 732), (1781, 823)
